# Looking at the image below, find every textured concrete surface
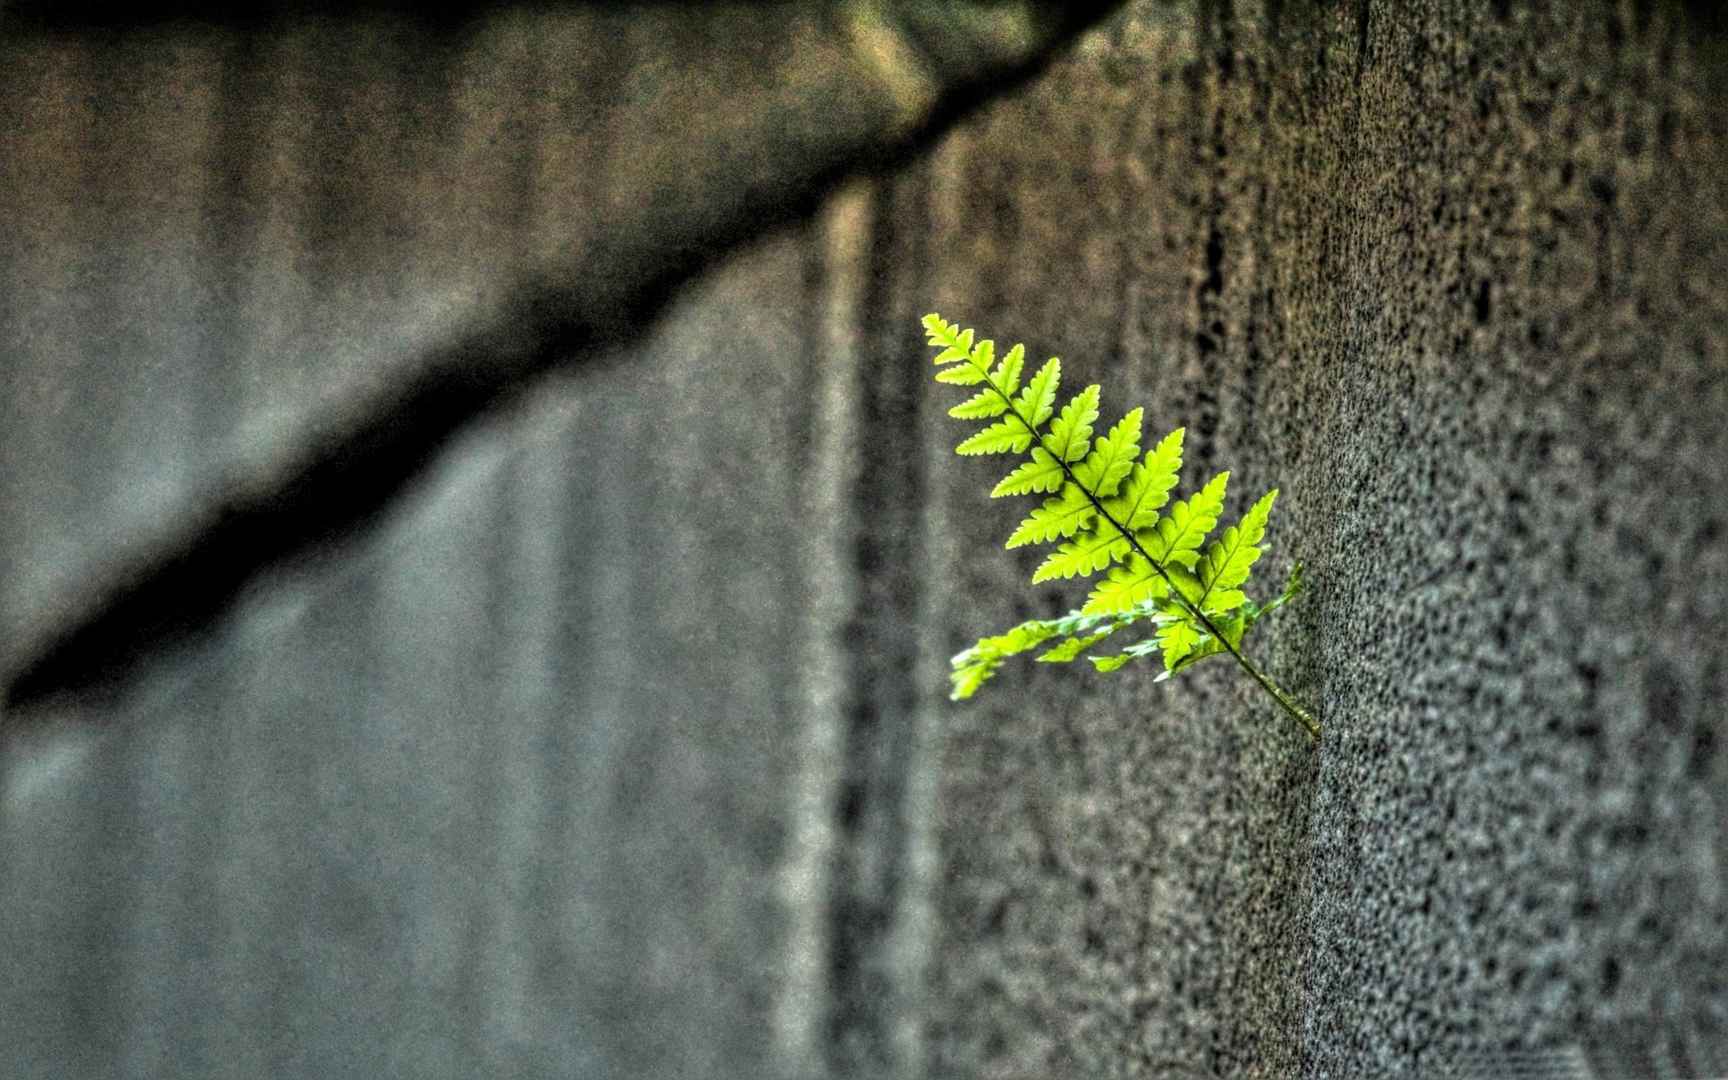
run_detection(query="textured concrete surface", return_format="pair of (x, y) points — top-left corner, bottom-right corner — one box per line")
(0, 4), (1121, 1078)
(0, 262), (850, 1079)
(0, 0), (1121, 706)
(2, 2), (1726, 1079)
(917, 3), (1727, 1077)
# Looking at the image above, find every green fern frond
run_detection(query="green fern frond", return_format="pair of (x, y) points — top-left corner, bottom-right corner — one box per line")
(955, 418), (1032, 456)
(924, 312), (1320, 742)
(1080, 553), (1167, 616)
(991, 447), (1064, 497)
(1252, 559), (1305, 623)
(1016, 358), (1061, 431)
(1035, 627), (1116, 663)
(947, 391), (1007, 420)
(1193, 488), (1277, 613)
(1091, 559), (1304, 683)
(1005, 485), (1096, 549)
(1046, 384), (1101, 463)
(1030, 521), (1130, 583)
(1157, 618), (1205, 670)
(1090, 638), (1161, 674)
(1105, 426), (1184, 529)
(1141, 470), (1228, 571)
(948, 617), (1063, 701)
(1073, 407), (1143, 497)
(945, 343), (1024, 420)
(923, 313), (970, 357)
(934, 358), (987, 385)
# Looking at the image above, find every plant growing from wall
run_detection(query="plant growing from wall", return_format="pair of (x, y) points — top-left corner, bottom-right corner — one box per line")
(924, 313), (1320, 742)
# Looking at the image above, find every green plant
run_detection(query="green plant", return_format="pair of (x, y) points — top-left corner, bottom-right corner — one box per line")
(924, 313), (1320, 742)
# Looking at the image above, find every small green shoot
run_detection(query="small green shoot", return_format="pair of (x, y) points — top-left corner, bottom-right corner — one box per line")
(925, 313), (1319, 742)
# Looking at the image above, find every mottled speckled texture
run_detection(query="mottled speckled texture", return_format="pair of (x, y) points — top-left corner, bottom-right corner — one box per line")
(1, 2), (1724, 1078)
(919, 2), (1726, 1078)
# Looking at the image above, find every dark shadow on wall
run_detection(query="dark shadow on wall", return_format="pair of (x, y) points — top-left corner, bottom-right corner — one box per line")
(4, 285), (592, 714)
(0, 0), (1127, 716)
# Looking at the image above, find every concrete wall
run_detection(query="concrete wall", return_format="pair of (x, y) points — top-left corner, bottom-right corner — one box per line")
(918, 4), (1727, 1076)
(2, 2), (1724, 1078)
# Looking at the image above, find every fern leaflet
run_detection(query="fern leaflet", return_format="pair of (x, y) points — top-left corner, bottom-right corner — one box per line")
(923, 312), (1319, 742)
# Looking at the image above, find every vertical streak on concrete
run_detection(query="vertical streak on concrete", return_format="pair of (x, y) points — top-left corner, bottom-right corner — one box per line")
(773, 178), (873, 1080)
(226, 23), (312, 433)
(81, 28), (210, 537)
(0, 711), (120, 1079)
(880, 147), (949, 1078)
(466, 18), (552, 1076)
(471, 443), (534, 1073)
(195, 26), (265, 487)
(102, 34), (221, 1079)
(824, 162), (932, 1079)
(0, 44), (92, 655)
(905, 128), (982, 1080)
(540, 381), (611, 1079)
(0, 44), (136, 1078)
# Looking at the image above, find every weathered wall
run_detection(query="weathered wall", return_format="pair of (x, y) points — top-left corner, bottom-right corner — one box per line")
(0, 6), (1122, 1078)
(917, 3), (1728, 1076)
(2, 2), (1725, 1079)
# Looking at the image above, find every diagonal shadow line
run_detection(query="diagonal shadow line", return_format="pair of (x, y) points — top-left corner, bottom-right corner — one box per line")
(1, 211), (815, 714)
(3, 280), (591, 715)
(1, 1), (1126, 717)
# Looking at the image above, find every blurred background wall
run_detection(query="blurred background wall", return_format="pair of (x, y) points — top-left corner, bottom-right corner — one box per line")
(2, 3), (1724, 1078)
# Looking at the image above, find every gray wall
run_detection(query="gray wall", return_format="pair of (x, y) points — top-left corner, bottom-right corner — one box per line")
(919, 6), (1727, 1077)
(3, 3), (1725, 1079)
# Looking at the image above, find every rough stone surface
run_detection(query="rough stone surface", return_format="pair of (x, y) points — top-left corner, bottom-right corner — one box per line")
(917, 3), (1727, 1077)
(2, 3), (1725, 1080)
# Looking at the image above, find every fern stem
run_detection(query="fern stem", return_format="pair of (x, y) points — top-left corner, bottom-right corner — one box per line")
(1076, 472), (1320, 742)
(978, 368), (1321, 743)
